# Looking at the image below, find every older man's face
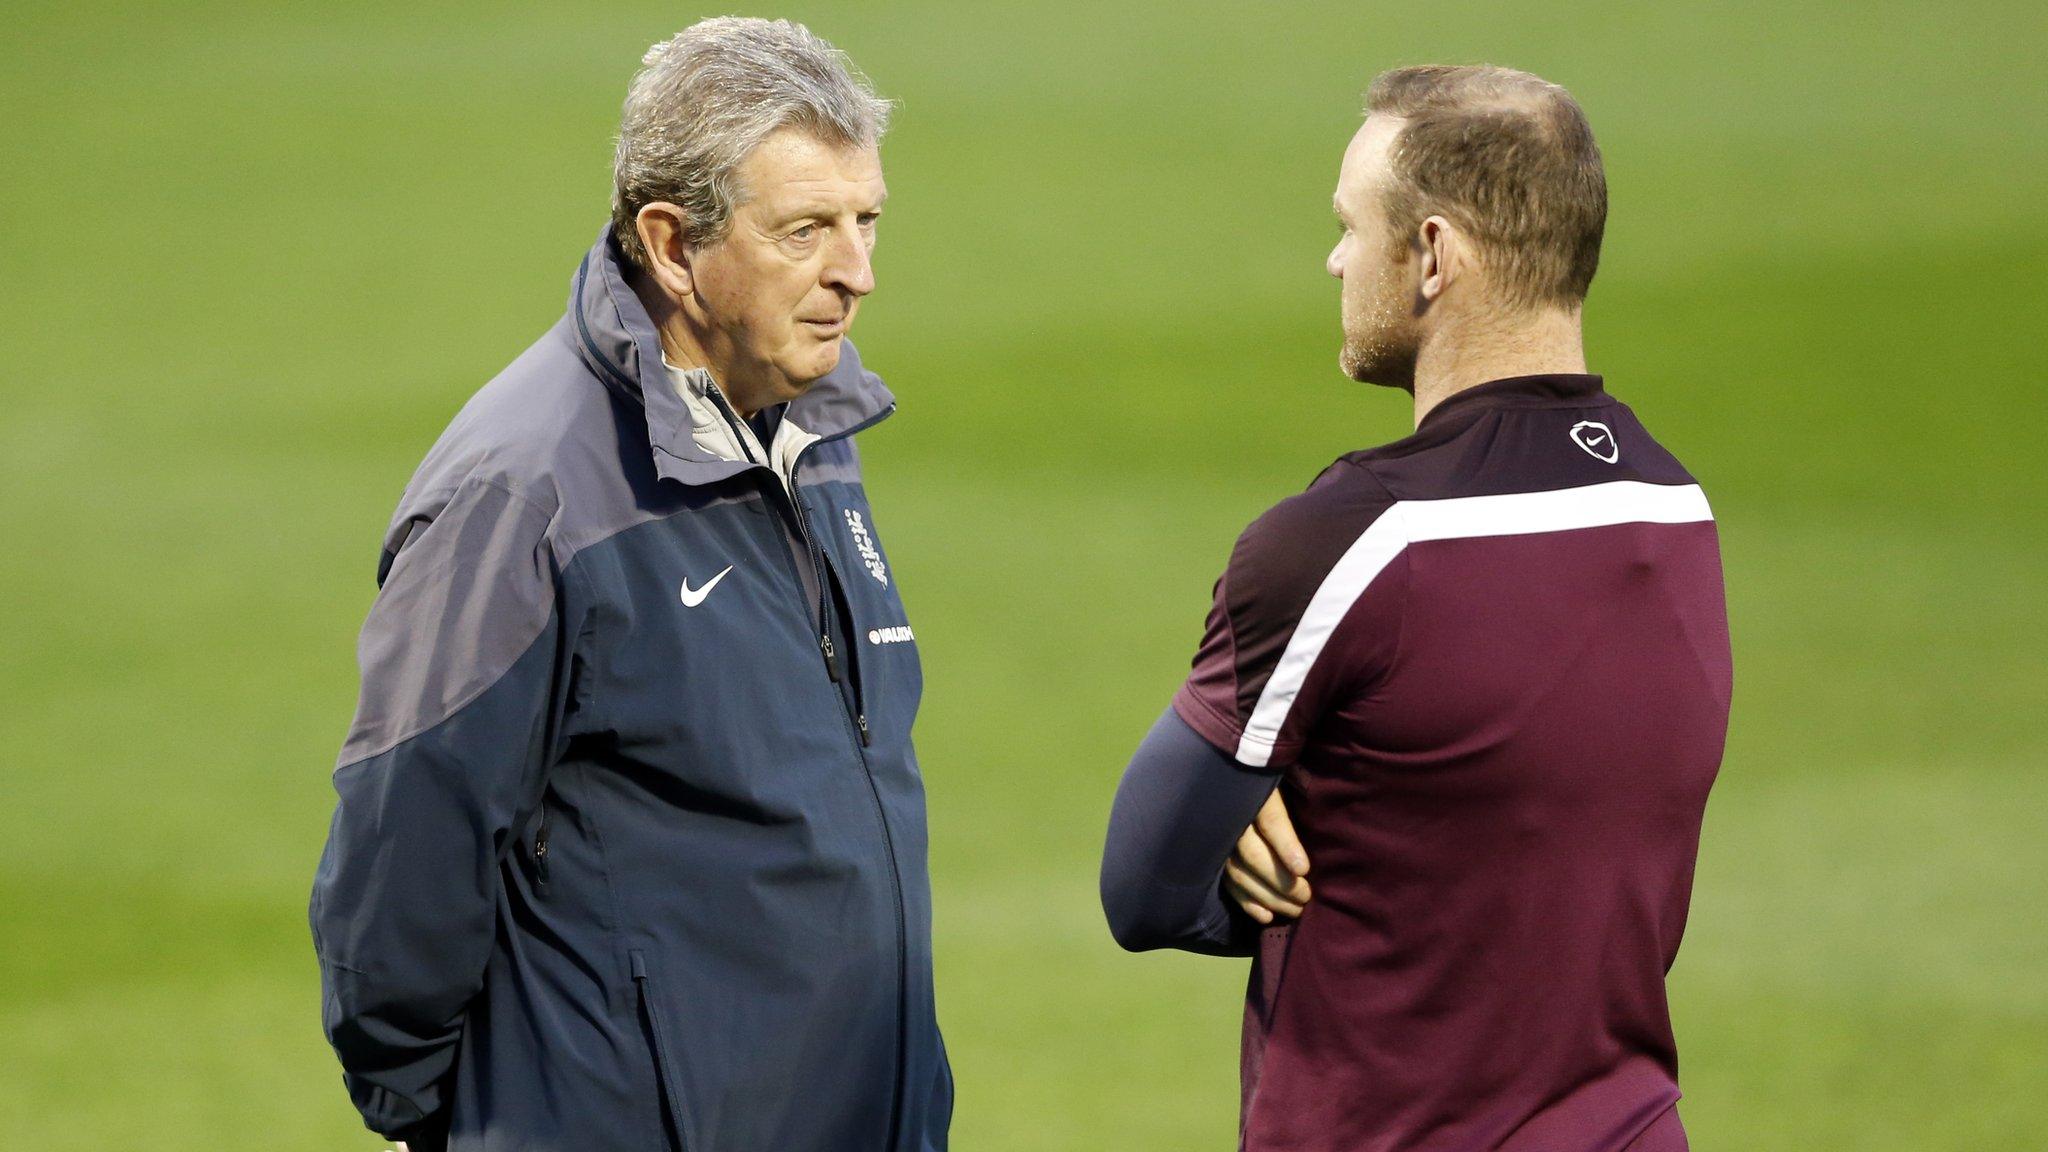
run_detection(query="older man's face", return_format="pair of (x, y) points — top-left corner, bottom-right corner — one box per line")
(690, 127), (886, 402)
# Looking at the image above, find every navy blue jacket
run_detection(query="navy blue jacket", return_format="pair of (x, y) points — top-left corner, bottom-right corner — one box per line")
(310, 232), (952, 1151)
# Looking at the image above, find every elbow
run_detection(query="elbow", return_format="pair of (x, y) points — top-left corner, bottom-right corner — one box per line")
(1102, 898), (1159, 953)
(1099, 868), (1171, 953)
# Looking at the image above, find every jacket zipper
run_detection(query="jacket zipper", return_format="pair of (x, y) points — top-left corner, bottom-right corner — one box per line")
(790, 444), (905, 1139)
(704, 390), (857, 711)
(533, 807), (550, 887)
(710, 389), (906, 1150)
(789, 469), (852, 698)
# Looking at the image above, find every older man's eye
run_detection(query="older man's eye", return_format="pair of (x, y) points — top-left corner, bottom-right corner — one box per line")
(789, 224), (817, 241)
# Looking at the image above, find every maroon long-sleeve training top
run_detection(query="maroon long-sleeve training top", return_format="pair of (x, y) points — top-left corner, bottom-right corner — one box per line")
(1172, 373), (1733, 1152)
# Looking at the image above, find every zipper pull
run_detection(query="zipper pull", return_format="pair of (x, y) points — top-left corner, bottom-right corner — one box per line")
(533, 819), (550, 886)
(820, 633), (842, 682)
(857, 714), (871, 747)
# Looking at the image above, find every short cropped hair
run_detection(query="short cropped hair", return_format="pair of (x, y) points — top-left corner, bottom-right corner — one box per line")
(610, 17), (892, 270)
(1365, 65), (1607, 309)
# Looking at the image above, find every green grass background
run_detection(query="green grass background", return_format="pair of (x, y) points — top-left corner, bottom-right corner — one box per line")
(4, 1), (2044, 1147)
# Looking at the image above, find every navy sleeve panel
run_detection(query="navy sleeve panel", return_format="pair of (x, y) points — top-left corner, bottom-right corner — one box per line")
(1100, 707), (1280, 957)
(311, 626), (557, 1137)
(311, 476), (563, 1140)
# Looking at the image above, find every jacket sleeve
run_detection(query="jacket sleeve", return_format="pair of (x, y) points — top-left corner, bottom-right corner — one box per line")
(308, 476), (561, 1141)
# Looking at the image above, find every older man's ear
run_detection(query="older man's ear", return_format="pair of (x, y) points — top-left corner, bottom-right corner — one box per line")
(634, 202), (699, 299)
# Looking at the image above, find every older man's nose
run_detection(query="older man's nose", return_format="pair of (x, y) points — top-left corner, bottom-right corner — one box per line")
(825, 230), (876, 297)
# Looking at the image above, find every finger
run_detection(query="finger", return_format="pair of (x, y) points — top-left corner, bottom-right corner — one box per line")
(1223, 873), (1276, 924)
(1225, 857), (1304, 919)
(1225, 861), (1302, 920)
(1240, 830), (1311, 904)
(1255, 790), (1310, 877)
(1233, 822), (1293, 895)
(1244, 798), (1310, 903)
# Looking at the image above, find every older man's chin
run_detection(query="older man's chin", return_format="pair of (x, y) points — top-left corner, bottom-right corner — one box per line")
(792, 337), (846, 386)
(759, 344), (844, 406)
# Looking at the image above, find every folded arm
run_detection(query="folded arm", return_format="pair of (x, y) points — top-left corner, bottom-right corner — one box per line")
(1100, 707), (1299, 956)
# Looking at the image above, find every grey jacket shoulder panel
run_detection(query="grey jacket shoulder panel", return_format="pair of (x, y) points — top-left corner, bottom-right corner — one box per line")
(342, 476), (558, 767)
(342, 324), (617, 771)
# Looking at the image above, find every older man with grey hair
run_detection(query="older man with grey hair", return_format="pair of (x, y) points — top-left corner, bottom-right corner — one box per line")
(310, 18), (951, 1152)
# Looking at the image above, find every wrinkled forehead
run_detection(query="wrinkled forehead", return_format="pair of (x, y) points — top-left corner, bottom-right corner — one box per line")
(740, 127), (887, 206)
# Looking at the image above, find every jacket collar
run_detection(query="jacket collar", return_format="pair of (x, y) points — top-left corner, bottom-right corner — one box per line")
(565, 229), (896, 487)
(1417, 372), (1606, 432)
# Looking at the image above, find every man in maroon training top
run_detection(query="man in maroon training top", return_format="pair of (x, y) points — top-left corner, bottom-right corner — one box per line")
(1100, 65), (1732, 1151)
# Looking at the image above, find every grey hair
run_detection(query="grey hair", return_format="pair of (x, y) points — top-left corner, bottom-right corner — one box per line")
(610, 17), (892, 270)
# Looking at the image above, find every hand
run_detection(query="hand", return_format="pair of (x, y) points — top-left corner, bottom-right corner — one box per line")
(1224, 789), (1311, 924)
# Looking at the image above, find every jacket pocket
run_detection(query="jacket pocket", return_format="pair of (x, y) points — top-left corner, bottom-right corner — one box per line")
(630, 949), (689, 1152)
